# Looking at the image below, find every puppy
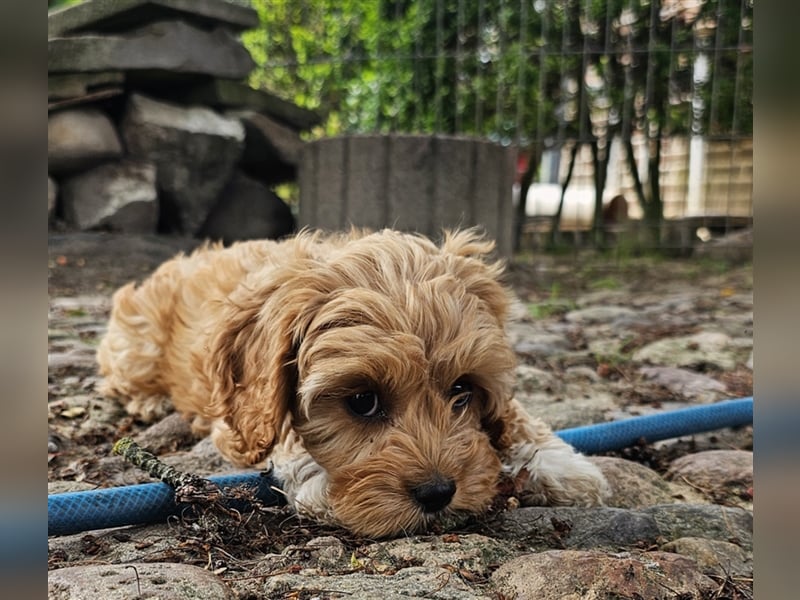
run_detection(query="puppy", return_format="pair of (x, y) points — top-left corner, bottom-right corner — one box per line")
(97, 229), (607, 537)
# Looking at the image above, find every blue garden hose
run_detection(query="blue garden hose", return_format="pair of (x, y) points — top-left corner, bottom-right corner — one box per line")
(557, 396), (753, 454)
(48, 396), (752, 537)
(48, 472), (285, 537)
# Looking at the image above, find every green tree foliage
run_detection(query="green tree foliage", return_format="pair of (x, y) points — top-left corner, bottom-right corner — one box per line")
(48, 0), (84, 10)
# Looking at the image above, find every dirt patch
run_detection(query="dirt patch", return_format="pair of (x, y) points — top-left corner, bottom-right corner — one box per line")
(48, 232), (202, 296)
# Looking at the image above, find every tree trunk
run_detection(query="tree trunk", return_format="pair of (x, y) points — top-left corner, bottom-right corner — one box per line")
(514, 146), (541, 253)
(549, 142), (579, 249)
(592, 138), (613, 248)
(624, 137), (647, 211)
(645, 124), (664, 245)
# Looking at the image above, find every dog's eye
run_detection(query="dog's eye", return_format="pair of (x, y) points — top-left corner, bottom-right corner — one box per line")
(448, 380), (473, 409)
(347, 391), (381, 418)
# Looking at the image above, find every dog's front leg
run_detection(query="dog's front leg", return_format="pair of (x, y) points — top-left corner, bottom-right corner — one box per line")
(499, 399), (609, 506)
(268, 434), (338, 525)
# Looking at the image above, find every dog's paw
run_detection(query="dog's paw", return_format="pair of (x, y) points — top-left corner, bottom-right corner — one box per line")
(506, 438), (609, 507)
(119, 394), (173, 423)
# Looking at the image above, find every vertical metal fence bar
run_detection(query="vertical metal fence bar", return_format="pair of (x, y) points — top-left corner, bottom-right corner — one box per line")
(435, 0), (444, 132)
(515, 0), (528, 146)
(475, 0), (485, 133)
(725, 0), (752, 231)
(495, 0), (507, 142)
(455, 0), (465, 134)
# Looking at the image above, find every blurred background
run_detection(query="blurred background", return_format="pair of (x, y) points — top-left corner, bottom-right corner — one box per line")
(242, 0), (753, 255)
(48, 0), (753, 259)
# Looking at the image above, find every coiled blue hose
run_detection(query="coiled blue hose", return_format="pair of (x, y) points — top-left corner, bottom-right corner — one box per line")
(48, 397), (752, 537)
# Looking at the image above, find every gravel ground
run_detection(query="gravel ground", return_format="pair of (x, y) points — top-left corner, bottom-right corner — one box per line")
(48, 233), (753, 599)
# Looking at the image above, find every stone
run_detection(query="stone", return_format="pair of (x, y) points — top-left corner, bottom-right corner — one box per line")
(591, 456), (708, 509)
(232, 110), (304, 184)
(496, 506), (662, 550)
(666, 450), (753, 508)
(48, 524), (183, 567)
(48, 346), (103, 371)
(48, 108), (123, 175)
(161, 437), (229, 477)
(639, 366), (728, 403)
(121, 93), (245, 234)
(49, 176), (58, 219)
(512, 332), (571, 357)
(48, 481), (96, 495)
(513, 364), (556, 393)
(134, 412), (197, 455)
(176, 79), (322, 130)
(644, 504), (753, 551)
(661, 537), (752, 578)
(304, 536), (348, 570)
(564, 304), (638, 324)
(197, 172), (296, 244)
(362, 534), (516, 578)
(694, 228), (753, 264)
(48, 562), (235, 600)
(257, 566), (486, 600)
(633, 330), (742, 371)
(564, 365), (601, 382)
(516, 388), (616, 430)
(60, 160), (158, 233)
(49, 0), (259, 37)
(492, 550), (717, 600)
(49, 20), (255, 80)
(48, 72), (125, 101)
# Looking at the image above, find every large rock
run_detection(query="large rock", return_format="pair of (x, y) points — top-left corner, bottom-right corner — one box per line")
(49, 20), (255, 79)
(495, 504), (752, 551)
(492, 550), (717, 600)
(48, 176), (58, 220)
(592, 456), (707, 508)
(496, 506), (662, 550)
(48, 0), (259, 38)
(198, 172), (296, 244)
(660, 537), (752, 579)
(639, 365), (728, 403)
(48, 562), (235, 600)
(176, 79), (322, 131)
(233, 110), (304, 184)
(48, 108), (123, 175)
(121, 93), (245, 234)
(645, 504), (753, 551)
(256, 567), (485, 600)
(361, 534), (516, 578)
(564, 305), (638, 324)
(60, 160), (158, 233)
(694, 228), (753, 263)
(48, 72), (125, 101)
(633, 330), (744, 371)
(666, 450), (753, 509)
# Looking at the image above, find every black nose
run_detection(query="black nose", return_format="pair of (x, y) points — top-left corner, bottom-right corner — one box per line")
(412, 478), (456, 513)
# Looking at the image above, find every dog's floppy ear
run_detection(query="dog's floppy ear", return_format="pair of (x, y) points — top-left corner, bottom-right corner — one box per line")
(206, 264), (322, 466)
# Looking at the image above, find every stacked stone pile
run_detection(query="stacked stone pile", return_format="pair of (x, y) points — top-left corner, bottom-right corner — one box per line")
(48, 0), (321, 243)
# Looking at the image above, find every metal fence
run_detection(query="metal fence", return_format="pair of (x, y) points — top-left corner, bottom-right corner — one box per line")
(249, 0), (753, 253)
